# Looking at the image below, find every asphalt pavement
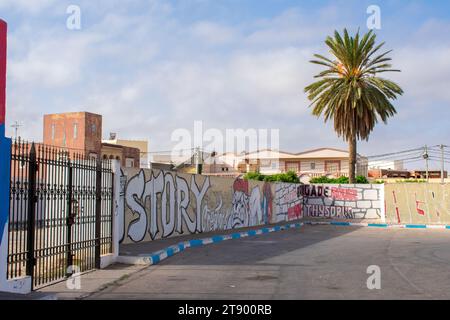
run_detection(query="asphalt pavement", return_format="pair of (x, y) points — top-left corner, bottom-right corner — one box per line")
(85, 224), (450, 300)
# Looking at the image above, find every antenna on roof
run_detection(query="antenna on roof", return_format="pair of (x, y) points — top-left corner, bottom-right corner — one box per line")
(11, 120), (23, 139)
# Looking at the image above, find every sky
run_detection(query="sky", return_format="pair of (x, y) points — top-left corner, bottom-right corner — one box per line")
(2, 0), (450, 168)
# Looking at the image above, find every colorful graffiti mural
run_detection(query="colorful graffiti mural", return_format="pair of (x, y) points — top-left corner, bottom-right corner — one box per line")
(301, 184), (383, 220)
(274, 183), (303, 222)
(119, 168), (385, 244)
(120, 168), (276, 243)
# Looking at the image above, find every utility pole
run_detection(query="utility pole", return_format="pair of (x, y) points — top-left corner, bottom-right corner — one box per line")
(11, 120), (22, 139)
(423, 145), (429, 182)
(441, 144), (445, 184)
(195, 147), (203, 175)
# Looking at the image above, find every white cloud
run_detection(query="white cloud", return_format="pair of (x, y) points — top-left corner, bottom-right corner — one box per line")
(190, 21), (237, 45)
(393, 45), (450, 105)
(0, 0), (57, 14)
(9, 33), (99, 87)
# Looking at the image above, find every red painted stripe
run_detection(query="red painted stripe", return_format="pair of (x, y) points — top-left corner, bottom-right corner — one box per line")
(0, 20), (7, 127)
(396, 207), (401, 224)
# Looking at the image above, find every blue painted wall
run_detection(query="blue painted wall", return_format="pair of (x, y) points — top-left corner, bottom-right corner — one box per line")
(0, 129), (11, 243)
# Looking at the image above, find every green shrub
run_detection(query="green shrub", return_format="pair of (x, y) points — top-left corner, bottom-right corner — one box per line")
(395, 179), (427, 183)
(336, 176), (350, 184)
(310, 175), (370, 184)
(243, 172), (265, 181)
(245, 172), (369, 184)
(244, 171), (300, 184)
(308, 176), (332, 184)
(355, 176), (369, 184)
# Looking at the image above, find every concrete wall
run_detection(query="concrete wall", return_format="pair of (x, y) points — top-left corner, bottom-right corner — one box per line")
(118, 168), (385, 244)
(119, 168), (279, 244)
(300, 184), (384, 220)
(385, 183), (450, 225)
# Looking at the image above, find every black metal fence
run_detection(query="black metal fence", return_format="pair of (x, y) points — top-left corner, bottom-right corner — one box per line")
(7, 140), (114, 289)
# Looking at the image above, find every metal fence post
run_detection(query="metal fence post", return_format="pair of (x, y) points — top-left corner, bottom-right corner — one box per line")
(26, 143), (37, 277)
(66, 159), (73, 272)
(95, 159), (102, 269)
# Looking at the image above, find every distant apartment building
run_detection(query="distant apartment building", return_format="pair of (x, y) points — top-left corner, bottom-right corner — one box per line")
(369, 160), (404, 171)
(148, 151), (240, 176)
(368, 168), (448, 179)
(410, 170), (448, 179)
(368, 169), (411, 179)
(202, 152), (241, 177)
(43, 112), (140, 168)
(103, 133), (149, 168)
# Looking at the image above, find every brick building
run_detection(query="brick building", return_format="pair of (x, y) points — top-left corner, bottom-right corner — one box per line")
(43, 112), (140, 168)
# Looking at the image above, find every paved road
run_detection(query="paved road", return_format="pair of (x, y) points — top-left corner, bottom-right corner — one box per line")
(88, 225), (450, 300)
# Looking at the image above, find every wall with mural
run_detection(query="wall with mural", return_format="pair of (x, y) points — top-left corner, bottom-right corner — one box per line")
(300, 184), (384, 220)
(274, 183), (303, 222)
(385, 183), (450, 225)
(118, 168), (279, 244)
(117, 168), (385, 244)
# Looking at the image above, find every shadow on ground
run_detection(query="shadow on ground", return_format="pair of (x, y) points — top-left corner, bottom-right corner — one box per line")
(120, 221), (361, 266)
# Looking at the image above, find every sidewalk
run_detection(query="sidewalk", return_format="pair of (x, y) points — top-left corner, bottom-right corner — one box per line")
(37, 264), (148, 300)
(0, 291), (56, 300)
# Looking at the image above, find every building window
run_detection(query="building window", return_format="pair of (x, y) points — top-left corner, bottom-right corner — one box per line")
(126, 158), (135, 168)
(310, 163), (316, 170)
(325, 161), (340, 173)
(51, 124), (56, 141)
(62, 132), (66, 147)
(73, 123), (78, 139)
(286, 162), (299, 172)
(91, 123), (97, 134)
(260, 160), (270, 167)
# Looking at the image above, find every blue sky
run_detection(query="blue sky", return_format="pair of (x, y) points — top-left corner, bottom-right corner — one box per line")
(1, 0), (450, 168)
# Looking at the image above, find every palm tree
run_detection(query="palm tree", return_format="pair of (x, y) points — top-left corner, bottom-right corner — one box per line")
(305, 29), (403, 183)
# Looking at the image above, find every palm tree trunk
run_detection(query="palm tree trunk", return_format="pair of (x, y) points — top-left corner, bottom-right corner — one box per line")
(349, 133), (357, 183)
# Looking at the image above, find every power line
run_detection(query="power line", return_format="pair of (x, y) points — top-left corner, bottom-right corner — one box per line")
(366, 147), (427, 159)
(428, 157), (450, 165)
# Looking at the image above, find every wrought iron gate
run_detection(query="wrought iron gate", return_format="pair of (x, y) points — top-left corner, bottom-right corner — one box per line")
(7, 140), (113, 289)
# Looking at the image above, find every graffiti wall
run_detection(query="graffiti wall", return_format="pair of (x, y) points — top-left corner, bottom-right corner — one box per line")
(274, 183), (303, 222)
(119, 168), (277, 244)
(385, 183), (450, 225)
(300, 184), (384, 220)
(118, 168), (385, 244)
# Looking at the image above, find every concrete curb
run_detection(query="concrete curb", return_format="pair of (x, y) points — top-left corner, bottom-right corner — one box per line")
(303, 221), (450, 230)
(117, 222), (304, 266)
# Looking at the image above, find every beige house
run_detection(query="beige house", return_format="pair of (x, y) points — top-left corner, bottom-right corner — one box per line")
(202, 152), (241, 177)
(103, 133), (149, 168)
